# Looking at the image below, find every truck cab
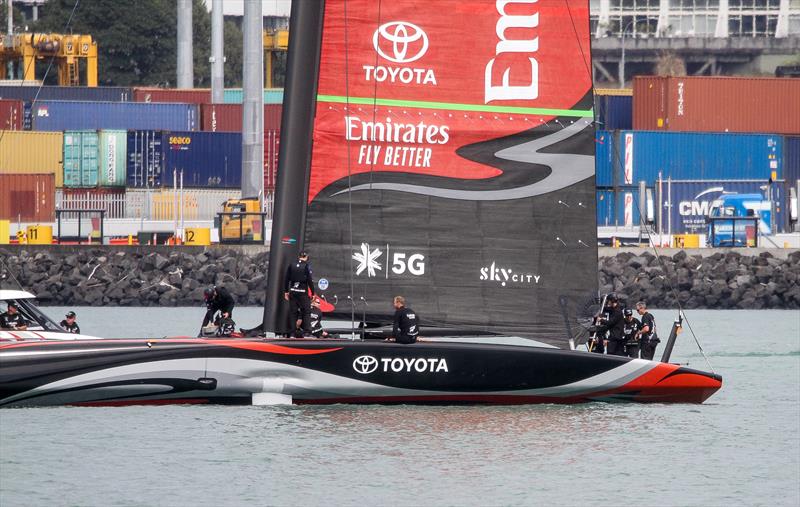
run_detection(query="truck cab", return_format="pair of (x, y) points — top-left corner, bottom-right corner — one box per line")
(707, 193), (772, 247)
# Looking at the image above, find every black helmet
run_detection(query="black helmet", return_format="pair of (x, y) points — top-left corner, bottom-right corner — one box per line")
(203, 287), (215, 301)
(607, 293), (618, 302)
(65, 311), (76, 319)
(623, 308), (633, 317)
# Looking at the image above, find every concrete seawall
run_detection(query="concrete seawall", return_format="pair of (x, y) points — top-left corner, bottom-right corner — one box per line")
(1, 246), (798, 309)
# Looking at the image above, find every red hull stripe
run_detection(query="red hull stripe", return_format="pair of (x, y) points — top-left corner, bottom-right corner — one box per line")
(202, 340), (343, 355)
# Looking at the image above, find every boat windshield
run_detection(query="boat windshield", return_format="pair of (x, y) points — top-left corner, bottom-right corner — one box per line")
(0, 299), (65, 332)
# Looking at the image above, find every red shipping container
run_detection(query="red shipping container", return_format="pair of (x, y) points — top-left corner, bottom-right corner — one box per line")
(0, 173), (55, 221)
(201, 104), (283, 132)
(0, 99), (23, 130)
(633, 76), (800, 135)
(133, 87), (212, 104)
(264, 129), (280, 192)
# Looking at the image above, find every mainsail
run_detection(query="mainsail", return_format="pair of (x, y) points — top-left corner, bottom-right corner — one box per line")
(266, 0), (597, 346)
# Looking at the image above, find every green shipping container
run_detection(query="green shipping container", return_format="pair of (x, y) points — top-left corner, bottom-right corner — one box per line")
(223, 88), (284, 104)
(63, 130), (99, 187)
(99, 130), (127, 186)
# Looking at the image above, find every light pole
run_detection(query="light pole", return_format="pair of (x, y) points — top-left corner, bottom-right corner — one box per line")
(618, 19), (636, 89)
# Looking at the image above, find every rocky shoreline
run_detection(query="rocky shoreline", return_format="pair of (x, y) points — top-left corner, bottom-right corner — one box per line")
(1, 246), (798, 309)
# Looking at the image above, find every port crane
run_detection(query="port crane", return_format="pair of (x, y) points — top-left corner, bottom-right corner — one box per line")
(0, 33), (98, 86)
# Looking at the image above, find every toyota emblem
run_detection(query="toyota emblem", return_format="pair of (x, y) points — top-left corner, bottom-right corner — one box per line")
(372, 21), (429, 64)
(352, 355), (379, 374)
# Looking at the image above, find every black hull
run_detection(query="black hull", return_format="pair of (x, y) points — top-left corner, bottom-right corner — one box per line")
(0, 339), (722, 407)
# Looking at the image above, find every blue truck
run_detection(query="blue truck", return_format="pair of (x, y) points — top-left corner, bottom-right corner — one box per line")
(707, 193), (773, 247)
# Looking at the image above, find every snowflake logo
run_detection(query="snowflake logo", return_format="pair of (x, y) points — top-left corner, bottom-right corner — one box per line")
(353, 243), (383, 277)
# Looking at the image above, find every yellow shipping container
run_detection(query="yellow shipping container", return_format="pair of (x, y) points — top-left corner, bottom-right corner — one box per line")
(0, 130), (64, 187)
(594, 88), (633, 97)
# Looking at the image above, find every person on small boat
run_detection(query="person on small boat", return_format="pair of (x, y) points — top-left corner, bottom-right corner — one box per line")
(593, 294), (625, 356)
(636, 301), (660, 360)
(59, 311), (81, 334)
(622, 308), (642, 358)
(284, 251), (314, 337)
(0, 302), (28, 331)
(202, 286), (235, 328)
(386, 296), (419, 344)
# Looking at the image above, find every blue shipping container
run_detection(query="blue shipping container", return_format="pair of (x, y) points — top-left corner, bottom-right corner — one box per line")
(784, 136), (800, 183)
(618, 131), (783, 183)
(595, 187), (647, 227)
(127, 131), (164, 187)
(595, 131), (614, 186)
(29, 101), (198, 132)
(127, 130), (242, 188)
(596, 189), (614, 226)
(665, 180), (785, 235)
(595, 95), (632, 130)
(0, 85), (132, 102)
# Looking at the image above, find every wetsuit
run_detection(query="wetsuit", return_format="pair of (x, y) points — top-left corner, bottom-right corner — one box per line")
(202, 287), (235, 327)
(597, 305), (625, 356)
(622, 317), (643, 358)
(309, 307), (325, 338)
(60, 320), (81, 334)
(393, 307), (419, 344)
(285, 260), (314, 336)
(0, 312), (27, 330)
(639, 311), (659, 360)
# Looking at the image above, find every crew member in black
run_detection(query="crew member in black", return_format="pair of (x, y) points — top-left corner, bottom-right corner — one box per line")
(387, 296), (419, 344)
(589, 296), (615, 354)
(593, 294), (625, 356)
(636, 301), (660, 360)
(284, 251), (314, 337)
(60, 311), (81, 334)
(308, 297), (329, 339)
(202, 286), (235, 328)
(622, 308), (643, 358)
(0, 302), (28, 330)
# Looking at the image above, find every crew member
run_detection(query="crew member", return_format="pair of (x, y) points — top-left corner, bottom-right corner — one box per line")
(202, 286), (235, 328)
(308, 297), (329, 339)
(589, 296), (615, 354)
(622, 308), (642, 358)
(636, 301), (659, 360)
(386, 296), (419, 344)
(593, 294), (625, 356)
(0, 302), (28, 330)
(284, 251), (314, 337)
(60, 311), (81, 334)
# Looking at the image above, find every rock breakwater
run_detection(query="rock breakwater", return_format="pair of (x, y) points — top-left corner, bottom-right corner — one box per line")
(1, 246), (798, 309)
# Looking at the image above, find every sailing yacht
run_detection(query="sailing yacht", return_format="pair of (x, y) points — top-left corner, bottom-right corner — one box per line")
(0, 0), (721, 407)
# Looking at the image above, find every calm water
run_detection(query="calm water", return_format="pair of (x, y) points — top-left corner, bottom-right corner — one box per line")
(1, 308), (798, 507)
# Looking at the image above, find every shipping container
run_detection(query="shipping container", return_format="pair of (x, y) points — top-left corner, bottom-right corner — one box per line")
(595, 95), (632, 130)
(200, 103), (283, 132)
(63, 131), (99, 187)
(126, 130), (164, 187)
(98, 130), (127, 187)
(616, 131), (782, 184)
(56, 188), (126, 219)
(126, 130), (242, 188)
(124, 188), (241, 220)
(163, 131), (242, 188)
(0, 85), (131, 102)
(663, 179), (786, 235)
(0, 130), (63, 187)
(594, 88), (633, 96)
(0, 99), (23, 130)
(0, 173), (55, 222)
(28, 101), (199, 131)
(223, 88), (284, 104)
(595, 131), (614, 187)
(785, 136), (800, 183)
(596, 188), (614, 226)
(633, 76), (800, 135)
(133, 87), (212, 104)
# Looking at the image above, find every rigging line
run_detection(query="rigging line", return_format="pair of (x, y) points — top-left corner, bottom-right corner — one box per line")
(343, 0), (356, 336)
(563, 0), (595, 96)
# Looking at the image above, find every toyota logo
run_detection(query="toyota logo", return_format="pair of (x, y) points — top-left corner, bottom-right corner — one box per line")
(353, 355), (379, 374)
(372, 21), (429, 64)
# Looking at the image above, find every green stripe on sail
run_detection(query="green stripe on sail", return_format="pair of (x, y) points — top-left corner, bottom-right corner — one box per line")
(317, 94), (593, 118)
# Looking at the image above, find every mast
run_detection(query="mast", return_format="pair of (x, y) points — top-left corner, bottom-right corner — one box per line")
(262, 0), (325, 334)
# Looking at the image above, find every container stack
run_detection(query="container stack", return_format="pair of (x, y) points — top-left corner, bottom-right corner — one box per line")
(595, 76), (800, 239)
(0, 85), (286, 228)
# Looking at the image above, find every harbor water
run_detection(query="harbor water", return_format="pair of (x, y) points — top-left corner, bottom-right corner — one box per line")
(1, 308), (798, 507)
